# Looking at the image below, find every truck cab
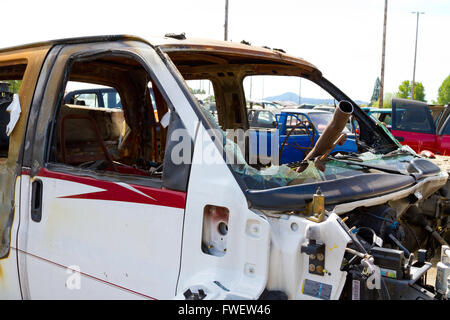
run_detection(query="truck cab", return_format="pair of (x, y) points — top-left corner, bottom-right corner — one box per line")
(0, 35), (449, 300)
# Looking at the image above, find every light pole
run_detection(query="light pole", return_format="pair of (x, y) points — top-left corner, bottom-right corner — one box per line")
(411, 11), (424, 100)
(298, 78), (301, 105)
(224, 0), (229, 41)
(379, 0), (388, 108)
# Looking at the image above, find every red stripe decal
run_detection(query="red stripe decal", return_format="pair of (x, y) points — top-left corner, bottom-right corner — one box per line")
(37, 168), (186, 209)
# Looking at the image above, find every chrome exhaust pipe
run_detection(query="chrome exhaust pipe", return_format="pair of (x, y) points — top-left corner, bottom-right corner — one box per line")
(304, 100), (354, 162)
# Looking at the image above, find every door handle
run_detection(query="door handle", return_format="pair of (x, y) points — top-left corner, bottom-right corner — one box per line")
(31, 179), (43, 222)
(394, 136), (405, 142)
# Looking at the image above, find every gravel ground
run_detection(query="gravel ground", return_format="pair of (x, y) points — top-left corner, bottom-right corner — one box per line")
(429, 155), (450, 172)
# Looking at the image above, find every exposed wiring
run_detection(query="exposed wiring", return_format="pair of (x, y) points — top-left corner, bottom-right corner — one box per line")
(338, 218), (367, 254)
(345, 247), (367, 259)
(354, 226), (377, 249)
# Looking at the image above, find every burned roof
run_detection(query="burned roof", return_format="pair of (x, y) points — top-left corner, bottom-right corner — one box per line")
(0, 35), (150, 54)
(0, 34), (321, 77)
(155, 36), (320, 77)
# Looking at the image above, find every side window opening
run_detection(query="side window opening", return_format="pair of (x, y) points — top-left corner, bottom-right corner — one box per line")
(64, 84), (123, 110)
(0, 65), (26, 159)
(392, 100), (434, 134)
(0, 82), (12, 159)
(48, 54), (171, 181)
(186, 79), (217, 126)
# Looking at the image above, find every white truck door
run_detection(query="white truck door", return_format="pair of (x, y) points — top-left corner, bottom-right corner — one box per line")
(20, 168), (186, 299)
(17, 41), (191, 299)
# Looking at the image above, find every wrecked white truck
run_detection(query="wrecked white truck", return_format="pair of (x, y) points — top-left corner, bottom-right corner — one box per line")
(0, 34), (449, 300)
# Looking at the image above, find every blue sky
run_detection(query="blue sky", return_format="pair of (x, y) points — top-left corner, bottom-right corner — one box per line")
(2, 0), (449, 102)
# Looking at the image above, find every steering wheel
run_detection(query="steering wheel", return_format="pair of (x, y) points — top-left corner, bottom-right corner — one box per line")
(279, 120), (316, 161)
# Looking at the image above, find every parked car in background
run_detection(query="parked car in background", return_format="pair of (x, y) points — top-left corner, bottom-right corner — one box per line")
(366, 105), (447, 130)
(391, 98), (450, 154)
(65, 87), (160, 121)
(248, 108), (279, 129)
(64, 87), (122, 109)
(249, 108), (357, 164)
(277, 109), (357, 163)
(368, 108), (393, 128)
(298, 103), (315, 109)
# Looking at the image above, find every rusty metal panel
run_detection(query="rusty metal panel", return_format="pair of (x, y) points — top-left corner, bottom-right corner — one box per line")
(157, 38), (321, 76)
(0, 46), (50, 258)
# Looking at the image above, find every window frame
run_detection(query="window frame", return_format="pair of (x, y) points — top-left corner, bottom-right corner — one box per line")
(0, 64), (27, 158)
(392, 99), (436, 134)
(31, 44), (187, 190)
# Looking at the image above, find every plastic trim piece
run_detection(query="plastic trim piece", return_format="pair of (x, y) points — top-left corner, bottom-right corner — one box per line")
(245, 173), (415, 211)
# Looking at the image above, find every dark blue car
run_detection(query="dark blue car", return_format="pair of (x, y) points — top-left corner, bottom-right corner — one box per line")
(249, 108), (357, 164)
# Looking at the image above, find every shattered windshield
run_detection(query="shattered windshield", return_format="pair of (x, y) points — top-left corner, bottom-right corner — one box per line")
(224, 134), (415, 190)
(186, 72), (411, 191)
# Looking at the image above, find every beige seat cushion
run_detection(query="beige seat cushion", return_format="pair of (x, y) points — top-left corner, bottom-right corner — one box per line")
(57, 104), (125, 164)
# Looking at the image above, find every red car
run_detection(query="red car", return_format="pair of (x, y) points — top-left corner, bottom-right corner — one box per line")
(391, 98), (450, 155)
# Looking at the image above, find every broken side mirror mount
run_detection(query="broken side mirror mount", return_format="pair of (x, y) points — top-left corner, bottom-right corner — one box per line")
(161, 109), (193, 192)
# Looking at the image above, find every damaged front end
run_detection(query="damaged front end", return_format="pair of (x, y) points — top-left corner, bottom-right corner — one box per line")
(241, 122), (449, 299)
(240, 101), (450, 299)
(159, 39), (450, 300)
(242, 89), (449, 299)
(241, 103), (449, 299)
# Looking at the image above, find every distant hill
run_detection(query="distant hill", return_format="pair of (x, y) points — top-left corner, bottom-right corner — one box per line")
(264, 92), (368, 106)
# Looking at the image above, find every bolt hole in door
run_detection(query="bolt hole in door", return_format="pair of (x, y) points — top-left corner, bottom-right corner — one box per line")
(291, 222), (299, 232)
(218, 222), (228, 236)
(202, 205), (229, 257)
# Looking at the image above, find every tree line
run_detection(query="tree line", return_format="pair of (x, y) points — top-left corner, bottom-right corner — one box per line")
(370, 74), (450, 107)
